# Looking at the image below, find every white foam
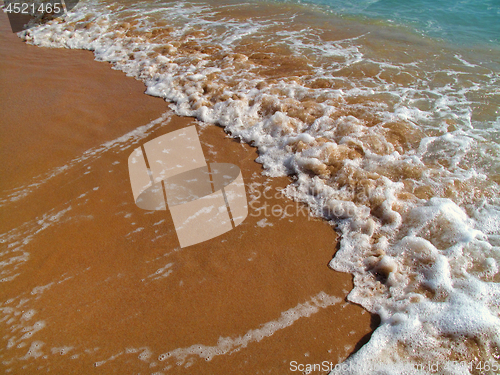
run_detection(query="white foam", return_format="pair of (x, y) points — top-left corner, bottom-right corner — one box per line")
(16, 0), (500, 371)
(145, 262), (174, 281)
(256, 218), (273, 227)
(21, 341), (45, 360)
(51, 346), (74, 355)
(0, 206), (72, 283)
(157, 292), (340, 366)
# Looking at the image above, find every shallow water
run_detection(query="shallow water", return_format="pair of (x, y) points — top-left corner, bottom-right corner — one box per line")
(286, 0), (500, 46)
(4, 0), (500, 372)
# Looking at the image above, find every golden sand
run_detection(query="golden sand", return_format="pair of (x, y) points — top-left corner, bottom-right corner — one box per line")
(0, 13), (375, 374)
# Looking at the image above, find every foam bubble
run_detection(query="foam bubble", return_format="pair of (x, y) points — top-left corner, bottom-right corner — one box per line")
(22, 341), (45, 359)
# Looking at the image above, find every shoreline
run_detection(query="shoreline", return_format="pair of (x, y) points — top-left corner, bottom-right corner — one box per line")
(3, 0), (499, 370)
(0, 12), (375, 374)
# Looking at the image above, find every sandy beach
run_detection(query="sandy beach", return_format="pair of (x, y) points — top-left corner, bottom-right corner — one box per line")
(0, 12), (375, 374)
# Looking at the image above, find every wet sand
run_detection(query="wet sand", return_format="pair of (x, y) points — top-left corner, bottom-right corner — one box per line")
(0, 13), (375, 374)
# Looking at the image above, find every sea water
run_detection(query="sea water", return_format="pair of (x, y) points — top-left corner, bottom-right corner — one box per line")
(13, 0), (500, 373)
(291, 0), (500, 46)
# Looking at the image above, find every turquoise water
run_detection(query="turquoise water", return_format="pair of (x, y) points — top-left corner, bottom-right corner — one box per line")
(283, 0), (500, 46)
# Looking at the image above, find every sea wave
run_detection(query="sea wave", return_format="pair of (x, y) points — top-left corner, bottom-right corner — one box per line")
(17, 0), (500, 372)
